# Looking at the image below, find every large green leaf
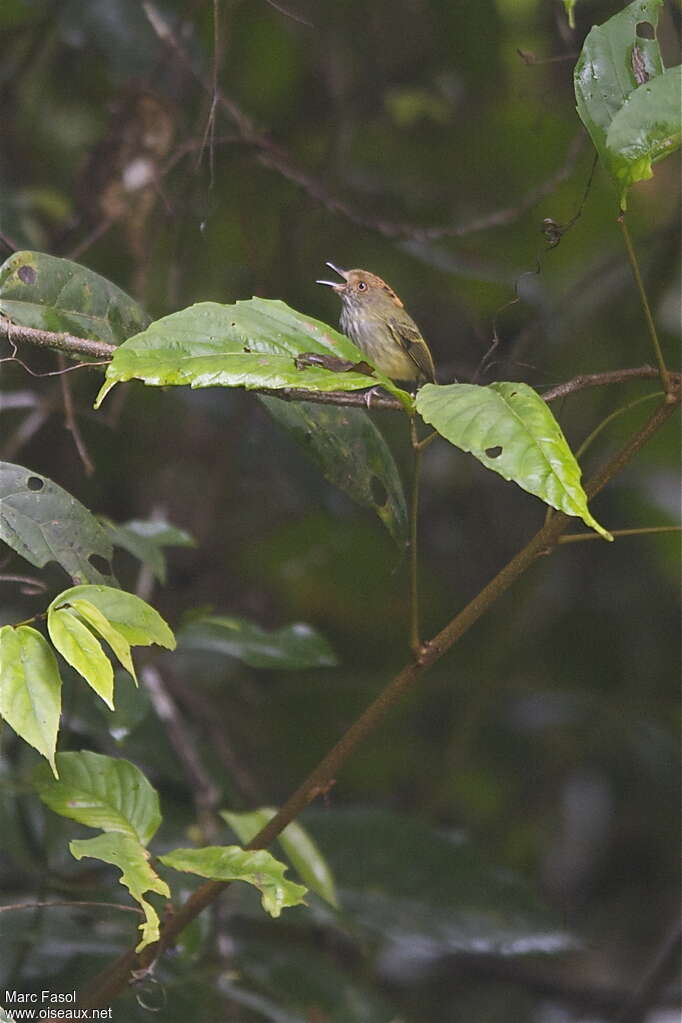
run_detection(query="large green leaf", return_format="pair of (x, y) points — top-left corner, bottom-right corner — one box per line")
(70, 833), (169, 952)
(306, 808), (575, 958)
(0, 625), (61, 777)
(34, 750), (162, 845)
(261, 396), (408, 546)
(0, 250), (150, 345)
(159, 845), (307, 918)
(94, 299), (413, 408)
(0, 462), (116, 585)
(49, 584), (176, 650)
(178, 614), (336, 669)
(574, 0), (678, 206)
(416, 382), (612, 539)
(222, 806), (338, 908)
(47, 606), (114, 708)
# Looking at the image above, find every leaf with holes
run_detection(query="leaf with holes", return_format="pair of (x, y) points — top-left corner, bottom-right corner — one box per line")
(261, 397), (408, 547)
(49, 584), (175, 651)
(574, 0), (679, 206)
(0, 626), (61, 776)
(222, 807), (338, 908)
(94, 299), (413, 409)
(416, 382), (612, 540)
(0, 250), (150, 345)
(0, 462), (116, 585)
(70, 833), (169, 951)
(178, 615), (336, 669)
(159, 845), (307, 918)
(34, 750), (162, 845)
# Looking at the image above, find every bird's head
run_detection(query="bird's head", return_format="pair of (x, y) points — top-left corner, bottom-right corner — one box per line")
(317, 263), (404, 313)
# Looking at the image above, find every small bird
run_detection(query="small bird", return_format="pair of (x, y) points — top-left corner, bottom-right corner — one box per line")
(317, 263), (436, 385)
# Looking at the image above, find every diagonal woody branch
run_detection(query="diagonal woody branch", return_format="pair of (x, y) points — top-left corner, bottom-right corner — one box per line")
(74, 387), (679, 1014)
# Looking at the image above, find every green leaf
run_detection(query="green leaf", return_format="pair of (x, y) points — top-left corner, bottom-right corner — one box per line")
(34, 750), (162, 845)
(0, 462), (116, 585)
(67, 598), (137, 683)
(47, 607), (114, 708)
(49, 584), (175, 650)
(563, 0), (577, 30)
(605, 66), (682, 195)
(261, 397), (408, 547)
(101, 517), (196, 583)
(159, 845), (307, 918)
(306, 808), (576, 957)
(0, 250), (150, 345)
(574, 0), (677, 206)
(0, 625), (61, 777)
(94, 299), (413, 409)
(70, 833), (169, 952)
(178, 615), (337, 669)
(0, 1006), (16, 1022)
(416, 382), (612, 540)
(222, 807), (338, 908)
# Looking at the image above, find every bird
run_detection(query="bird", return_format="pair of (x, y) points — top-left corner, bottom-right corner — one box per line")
(317, 263), (436, 385)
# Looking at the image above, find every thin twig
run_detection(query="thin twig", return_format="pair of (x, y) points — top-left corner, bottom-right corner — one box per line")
(57, 353), (95, 475)
(558, 525), (681, 544)
(0, 900), (143, 916)
(618, 216), (671, 395)
(409, 416), (422, 657)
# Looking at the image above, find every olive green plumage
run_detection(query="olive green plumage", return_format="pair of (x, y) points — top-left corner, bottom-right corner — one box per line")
(317, 263), (436, 385)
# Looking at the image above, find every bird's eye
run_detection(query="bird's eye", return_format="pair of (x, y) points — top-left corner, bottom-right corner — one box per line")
(357, 281), (367, 291)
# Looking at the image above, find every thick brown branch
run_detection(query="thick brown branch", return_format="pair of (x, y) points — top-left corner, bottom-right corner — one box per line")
(75, 392), (679, 1014)
(0, 315), (115, 361)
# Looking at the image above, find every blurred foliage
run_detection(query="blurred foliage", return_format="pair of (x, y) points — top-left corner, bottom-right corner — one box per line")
(0, 0), (679, 1021)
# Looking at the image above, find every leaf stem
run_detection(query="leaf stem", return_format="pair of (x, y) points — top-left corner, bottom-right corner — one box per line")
(618, 216), (671, 395)
(409, 416), (422, 657)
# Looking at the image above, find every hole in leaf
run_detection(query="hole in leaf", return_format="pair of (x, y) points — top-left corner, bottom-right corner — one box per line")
(26, 475), (44, 491)
(485, 446), (503, 459)
(89, 554), (111, 575)
(635, 21), (654, 39)
(370, 476), (388, 506)
(17, 265), (37, 285)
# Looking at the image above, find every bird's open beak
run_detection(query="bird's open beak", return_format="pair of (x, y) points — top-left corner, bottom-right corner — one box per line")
(316, 261), (348, 289)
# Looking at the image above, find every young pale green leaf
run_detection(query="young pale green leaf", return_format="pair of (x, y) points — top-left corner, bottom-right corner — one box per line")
(261, 397), (408, 547)
(0, 462), (115, 586)
(562, 0), (576, 29)
(49, 584), (175, 651)
(101, 517), (195, 583)
(574, 0), (677, 206)
(94, 299), (413, 409)
(0, 625), (61, 777)
(47, 607), (114, 708)
(70, 833), (169, 952)
(67, 598), (137, 683)
(0, 250), (150, 345)
(34, 750), (162, 845)
(159, 845), (307, 918)
(178, 615), (337, 670)
(416, 382), (612, 540)
(222, 807), (338, 908)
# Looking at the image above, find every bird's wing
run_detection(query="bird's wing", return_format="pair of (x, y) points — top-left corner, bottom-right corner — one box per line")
(386, 317), (436, 383)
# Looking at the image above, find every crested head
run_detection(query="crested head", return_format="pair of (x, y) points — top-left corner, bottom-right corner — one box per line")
(316, 263), (404, 310)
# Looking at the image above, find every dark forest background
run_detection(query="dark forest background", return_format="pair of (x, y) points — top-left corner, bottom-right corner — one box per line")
(0, 1), (680, 1021)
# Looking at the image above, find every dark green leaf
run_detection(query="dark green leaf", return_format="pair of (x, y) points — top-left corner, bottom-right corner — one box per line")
(261, 397), (408, 547)
(101, 517), (196, 583)
(221, 807), (338, 908)
(178, 614), (337, 669)
(0, 462), (116, 585)
(159, 845), (307, 917)
(34, 750), (162, 845)
(0, 626), (61, 777)
(416, 382), (612, 539)
(0, 250), (150, 345)
(94, 299), (413, 408)
(70, 833), (169, 951)
(574, 0), (678, 206)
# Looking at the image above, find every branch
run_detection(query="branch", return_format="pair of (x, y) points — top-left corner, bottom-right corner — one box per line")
(3, 316), (678, 410)
(74, 391), (680, 1014)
